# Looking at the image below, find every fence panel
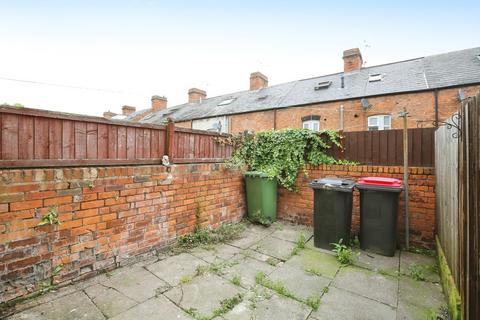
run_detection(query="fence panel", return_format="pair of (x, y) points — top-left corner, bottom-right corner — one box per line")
(327, 127), (435, 166)
(0, 106), (169, 167)
(435, 114), (460, 284)
(172, 127), (232, 163)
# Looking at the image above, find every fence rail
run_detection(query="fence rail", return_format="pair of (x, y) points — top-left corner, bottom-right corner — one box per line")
(0, 106), (232, 168)
(328, 127), (435, 167)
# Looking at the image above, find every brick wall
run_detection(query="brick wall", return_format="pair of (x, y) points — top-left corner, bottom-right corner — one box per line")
(277, 165), (435, 249)
(223, 85), (480, 133)
(0, 163), (245, 303)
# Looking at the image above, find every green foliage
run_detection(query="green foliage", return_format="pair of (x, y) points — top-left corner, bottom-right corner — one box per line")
(291, 233), (307, 256)
(38, 207), (60, 226)
(305, 295), (321, 311)
(407, 264), (426, 281)
(331, 239), (358, 266)
(224, 129), (349, 191)
(266, 257), (280, 266)
(213, 293), (244, 317)
(248, 209), (273, 226)
(176, 221), (246, 250)
(408, 246), (436, 257)
(305, 268), (322, 276)
(180, 275), (193, 285)
(231, 274), (242, 286)
(255, 272), (295, 300)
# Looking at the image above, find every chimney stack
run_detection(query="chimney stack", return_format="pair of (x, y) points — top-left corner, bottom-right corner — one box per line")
(103, 111), (116, 119)
(250, 72), (268, 90)
(343, 48), (363, 73)
(122, 105), (136, 115)
(188, 88), (207, 103)
(151, 95), (167, 111)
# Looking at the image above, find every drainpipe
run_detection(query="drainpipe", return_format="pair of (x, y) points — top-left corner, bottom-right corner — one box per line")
(274, 109), (277, 130)
(434, 90), (439, 127)
(339, 105), (345, 131)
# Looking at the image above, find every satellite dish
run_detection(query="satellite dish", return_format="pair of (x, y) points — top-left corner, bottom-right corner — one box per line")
(361, 98), (372, 110)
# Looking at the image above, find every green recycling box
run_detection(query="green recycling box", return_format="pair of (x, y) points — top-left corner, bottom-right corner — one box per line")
(244, 171), (277, 223)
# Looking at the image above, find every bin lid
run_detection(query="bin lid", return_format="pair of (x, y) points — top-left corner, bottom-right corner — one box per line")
(310, 178), (355, 192)
(244, 171), (269, 178)
(357, 177), (402, 187)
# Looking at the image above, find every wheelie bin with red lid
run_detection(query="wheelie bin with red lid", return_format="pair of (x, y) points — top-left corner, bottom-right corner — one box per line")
(356, 177), (403, 257)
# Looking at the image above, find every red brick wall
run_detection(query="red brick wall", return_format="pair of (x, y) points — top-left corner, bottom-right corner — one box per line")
(227, 85), (480, 133)
(278, 165), (435, 249)
(230, 110), (275, 133)
(0, 163), (245, 303)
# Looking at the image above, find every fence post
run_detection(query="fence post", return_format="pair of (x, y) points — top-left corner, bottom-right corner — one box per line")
(165, 118), (175, 163)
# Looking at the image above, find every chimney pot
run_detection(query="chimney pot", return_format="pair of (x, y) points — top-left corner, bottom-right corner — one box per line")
(103, 111), (116, 119)
(250, 72), (268, 90)
(188, 88), (207, 103)
(343, 48), (363, 73)
(151, 95), (167, 111)
(122, 105), (136, 115)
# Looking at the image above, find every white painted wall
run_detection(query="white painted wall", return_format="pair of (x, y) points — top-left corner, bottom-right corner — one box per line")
(192, 116), (229, 133)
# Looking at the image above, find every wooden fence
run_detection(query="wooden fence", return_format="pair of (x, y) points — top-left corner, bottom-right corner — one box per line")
(0, 106), (232, 168)
(436, 113), (460, 283)
(328, 127), (435, 167)
(436, 93), (480, 319)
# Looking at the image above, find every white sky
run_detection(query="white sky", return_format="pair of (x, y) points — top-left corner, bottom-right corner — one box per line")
(1, 0), (479, 116)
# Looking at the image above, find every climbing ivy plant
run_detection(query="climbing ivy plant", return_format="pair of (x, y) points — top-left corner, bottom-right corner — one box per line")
(218, 129), (351, 191)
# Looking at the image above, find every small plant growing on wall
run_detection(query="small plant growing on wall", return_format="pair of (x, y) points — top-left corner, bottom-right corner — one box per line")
(38, 207), (61, 226)
(216, 129), (352, 191)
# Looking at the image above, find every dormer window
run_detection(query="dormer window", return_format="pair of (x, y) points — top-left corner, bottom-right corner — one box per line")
(302, 115), (320, 131)
(314, 81), (331, 90)
(368, 74), (383, 82)
(218, 98), (236, 106)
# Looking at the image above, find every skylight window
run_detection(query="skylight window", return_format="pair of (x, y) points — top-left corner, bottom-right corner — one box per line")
(314, 81), (331, 90)
(368, 74), (383, 82)
(217, 98), (236, 106)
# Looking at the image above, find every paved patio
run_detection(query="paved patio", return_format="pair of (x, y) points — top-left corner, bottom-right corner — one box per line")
(6, 222), (446, 320)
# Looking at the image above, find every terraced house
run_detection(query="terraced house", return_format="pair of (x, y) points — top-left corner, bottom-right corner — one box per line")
(105, 47), (480, 134)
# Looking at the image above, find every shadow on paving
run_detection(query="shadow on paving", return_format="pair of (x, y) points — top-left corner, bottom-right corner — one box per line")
(4, 221), (447, 320)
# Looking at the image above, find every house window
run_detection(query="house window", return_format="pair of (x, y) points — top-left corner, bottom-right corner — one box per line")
(368, 115), (391, 131)
(302, 115), (320, 131)
(368, 74), (383, 82)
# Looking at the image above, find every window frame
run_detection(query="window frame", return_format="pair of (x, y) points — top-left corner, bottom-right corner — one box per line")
(367, 114), (391, 131)
(302, 115), (321, 131)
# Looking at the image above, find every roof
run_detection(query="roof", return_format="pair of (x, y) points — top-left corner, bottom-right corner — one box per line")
(138, 47), (480, 124)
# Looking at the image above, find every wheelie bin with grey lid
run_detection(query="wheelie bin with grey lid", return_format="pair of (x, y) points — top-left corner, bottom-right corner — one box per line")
(356, 177), (403, 257)
(309, 178), (355, 250)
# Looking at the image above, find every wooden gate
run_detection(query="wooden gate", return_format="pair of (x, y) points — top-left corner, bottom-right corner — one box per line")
(436, 92), (480, 319)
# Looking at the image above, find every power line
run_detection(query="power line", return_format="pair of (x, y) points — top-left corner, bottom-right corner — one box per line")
(0, 75), (148, 95)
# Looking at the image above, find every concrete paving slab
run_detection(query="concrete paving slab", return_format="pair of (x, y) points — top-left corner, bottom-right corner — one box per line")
(222, 255), (276, 288)
(400, 251), (440, 283)
(333, 265), (398, 307)
(254, 236), (297, 261)
(84, 283), (138, 318)
(189, 243), (242, 263)
(396, 276), (446, 320)
(268, 262), (331, 301)
(271, 224), (313, 243)
(240, 248), (276, 263)
(146, 252), (208, 286)
(311, 286), (396, 320)
(354, 250), (400, 277)
(7, 291), (105, 320)
(100, 266), (169, 303)
(228, 231), (267, 249)
(223, 290), (311, 320)
(285, 248), (341, 279)
(247, 224), (276, 236)
(110, 296), (190, 320)
(164, 273), (244, 317)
